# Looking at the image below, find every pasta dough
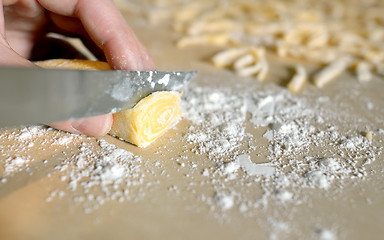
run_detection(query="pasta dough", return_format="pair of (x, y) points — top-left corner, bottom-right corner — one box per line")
(109, 91), (181, 148)
(34, 59), (111, 70)
(35, 59), (182, 148)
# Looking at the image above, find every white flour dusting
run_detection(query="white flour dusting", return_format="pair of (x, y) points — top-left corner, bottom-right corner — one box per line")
(3, 156), (31, 175)
(214, 191), (234, 211)
(315, 228), (337, 240)
(182, 87), (246, 158)
(0, 80), (383, 239)
(53, 139), (145, 213)
(236, 154), (275, 177)
(179, 83), (382, 237)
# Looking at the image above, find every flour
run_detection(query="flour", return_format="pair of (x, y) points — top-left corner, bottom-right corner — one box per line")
(3, 156), (30, 174)
(53, 139), (145, 212)
(236, 154), (275, 177)
(178, 82), (382, 237)
(56, 136), (73, 145)
(158, 74), (170, 85)
(0, 79), (382, 239)
(274, 190), (293, 203)
(314, 228), (337, 240)
(214, 192), (234, 211)
(182, 87), (246, 158)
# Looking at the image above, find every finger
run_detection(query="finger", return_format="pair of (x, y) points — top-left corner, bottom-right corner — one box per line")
(49, 114), (113, 137)
(0, 42), (36, 66)
(38, 0), (155, 70)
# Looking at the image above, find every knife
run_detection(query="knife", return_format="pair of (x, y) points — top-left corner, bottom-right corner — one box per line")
(0, 66), (197, 128)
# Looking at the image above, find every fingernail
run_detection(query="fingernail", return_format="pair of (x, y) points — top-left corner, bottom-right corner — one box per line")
(71, 114), (112, 137)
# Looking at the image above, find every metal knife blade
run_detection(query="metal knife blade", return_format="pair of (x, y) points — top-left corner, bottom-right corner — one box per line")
(0, 67), (197, 128)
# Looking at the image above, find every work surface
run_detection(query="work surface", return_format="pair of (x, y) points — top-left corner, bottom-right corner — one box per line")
(1, 1), (384, 240)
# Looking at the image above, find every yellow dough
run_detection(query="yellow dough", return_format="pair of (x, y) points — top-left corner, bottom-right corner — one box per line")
(34, 59), (111, 70)
(35, 59), (182, 148)
(109, 91), (181, 147)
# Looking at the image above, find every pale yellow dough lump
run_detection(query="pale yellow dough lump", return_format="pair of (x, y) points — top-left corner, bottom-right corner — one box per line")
(109, 91), (182, 148)
(35, 59), (182, 148)
(34, 59), (111, 70)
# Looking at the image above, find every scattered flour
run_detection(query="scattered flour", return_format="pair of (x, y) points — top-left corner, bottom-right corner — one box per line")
(214, 192), (235, 211)
(182, 87), (246, 158)
(0, 80), (382, 239)
(315, 228), (337, 240)
(236, 154), (275, 177)
(179, 83), (382, 237)
(3, 156), (30, 174)
(53, 139), (145, 213)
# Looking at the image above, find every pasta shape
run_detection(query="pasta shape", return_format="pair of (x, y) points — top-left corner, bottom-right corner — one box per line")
(313, 57), (352, 88)
(212, 46), (269, 81)
(287, 65), (307, 93)
(150, 0), (384, 90)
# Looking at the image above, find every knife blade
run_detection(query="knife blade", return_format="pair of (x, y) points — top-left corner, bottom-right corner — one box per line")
(0, 66), (197, 128)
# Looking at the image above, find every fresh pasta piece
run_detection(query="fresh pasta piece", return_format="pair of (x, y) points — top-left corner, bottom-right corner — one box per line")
(287, 65), (307, 93)
(212, 46), (269, 80)
(109, 91), (182, 148)
(212, 47), (249, 67)
(233, 53), (254, 70)
(361, 44), (384, 64)
(159, 0), (384, 89)
(257, 59), (269, 81)
(354, 61), (373, 82)
(365, 131), (373, 141)
(34, 59), (182, 147)
(236, 63), (263, 77)
(283, 24), (329, 49)
(313, 56), (352, 88)
(235, 47), (268, 80)
(236, 59), (268, 81)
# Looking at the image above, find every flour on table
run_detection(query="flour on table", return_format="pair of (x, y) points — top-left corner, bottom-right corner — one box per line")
(3, 156), (31, 175)
(182, 87), (246, 158)
(0, 79), (382, 239)
(236, 154), (275, 177)
(314, 228), (337, 240)
(179, 83), (382, 237)
(53, 139), (145, 213)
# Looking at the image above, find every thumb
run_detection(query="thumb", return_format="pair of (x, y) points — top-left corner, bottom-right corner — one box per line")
(49, 114), (113, 137)
(0, 43), (36, 66)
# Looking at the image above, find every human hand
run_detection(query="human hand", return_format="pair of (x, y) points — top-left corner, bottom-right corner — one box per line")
(0, 0), (155, 137)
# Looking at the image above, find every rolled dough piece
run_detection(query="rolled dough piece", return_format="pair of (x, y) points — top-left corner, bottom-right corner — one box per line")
(109, 91), (181, 148)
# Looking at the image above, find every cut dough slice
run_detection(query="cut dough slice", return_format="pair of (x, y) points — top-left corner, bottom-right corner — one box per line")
(35, 59), (182, 148)
(109, 91), (181, 148)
